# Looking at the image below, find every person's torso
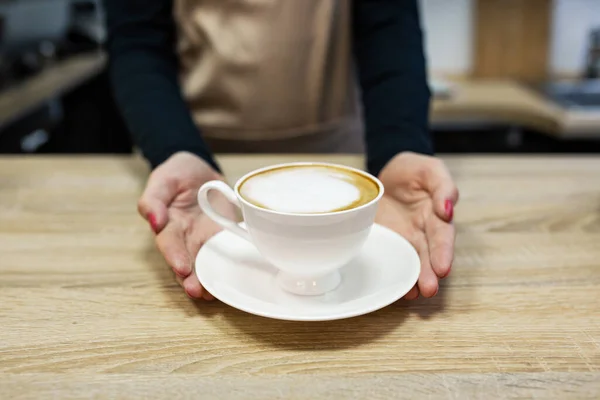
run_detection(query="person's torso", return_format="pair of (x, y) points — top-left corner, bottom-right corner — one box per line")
(173, 0), (358, 140)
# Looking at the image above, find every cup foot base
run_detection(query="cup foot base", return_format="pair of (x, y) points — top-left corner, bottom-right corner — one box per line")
(276, 270), (341, 296)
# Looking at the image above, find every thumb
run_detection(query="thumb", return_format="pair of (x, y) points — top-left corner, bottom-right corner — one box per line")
(138, 173), (178, 233)
(424, 161), (459, 222)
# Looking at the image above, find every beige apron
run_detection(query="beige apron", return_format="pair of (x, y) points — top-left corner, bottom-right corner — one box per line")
(173, 0), (364, 154)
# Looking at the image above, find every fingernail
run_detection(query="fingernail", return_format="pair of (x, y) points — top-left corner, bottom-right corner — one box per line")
(444, 199), (454, 220)
(185, 288), (196, 299)
(148, 213), (158, 233)
(174, 258), (191, 277)
(184, 281), (202, 299)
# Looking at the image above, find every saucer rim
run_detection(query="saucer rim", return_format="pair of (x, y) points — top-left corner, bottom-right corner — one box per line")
(195, 223), (420, 322)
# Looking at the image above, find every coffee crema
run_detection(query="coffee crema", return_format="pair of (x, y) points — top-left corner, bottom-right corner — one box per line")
(238, 165), (379, 214)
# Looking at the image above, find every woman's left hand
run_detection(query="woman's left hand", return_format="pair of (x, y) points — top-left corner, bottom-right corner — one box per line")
(375, 152), (459, 299)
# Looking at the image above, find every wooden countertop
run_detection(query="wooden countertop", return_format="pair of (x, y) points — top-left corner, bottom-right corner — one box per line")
(431, 80), (600, 138)
(1, 155), (599, 399)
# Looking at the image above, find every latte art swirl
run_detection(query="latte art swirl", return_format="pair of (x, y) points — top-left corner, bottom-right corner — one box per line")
(239, 165), (379, 214)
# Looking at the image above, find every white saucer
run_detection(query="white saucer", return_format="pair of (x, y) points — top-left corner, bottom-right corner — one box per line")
(195, 223), (420, 321)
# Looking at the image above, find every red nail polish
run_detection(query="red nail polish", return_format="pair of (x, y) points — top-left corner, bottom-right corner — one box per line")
(444, 199), (454, 220)
(149, 213), (158, 233)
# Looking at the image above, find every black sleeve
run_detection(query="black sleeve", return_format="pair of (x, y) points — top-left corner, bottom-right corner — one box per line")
(352, 0), (434, 176)
(104, 0), (219, 171)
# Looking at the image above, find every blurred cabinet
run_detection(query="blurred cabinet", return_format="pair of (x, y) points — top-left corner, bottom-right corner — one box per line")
(473, 0), (553, 83)
(0, 53), (131, 155)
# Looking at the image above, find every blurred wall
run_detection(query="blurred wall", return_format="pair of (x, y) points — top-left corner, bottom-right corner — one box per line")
(419, 0), (600, 77)
(419, 0), (474, 76)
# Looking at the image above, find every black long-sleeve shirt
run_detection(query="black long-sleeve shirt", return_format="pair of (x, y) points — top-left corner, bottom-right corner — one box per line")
(104, 0), (433, 176)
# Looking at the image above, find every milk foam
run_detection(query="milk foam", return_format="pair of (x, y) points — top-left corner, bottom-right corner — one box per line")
(240, 167), (364, 213)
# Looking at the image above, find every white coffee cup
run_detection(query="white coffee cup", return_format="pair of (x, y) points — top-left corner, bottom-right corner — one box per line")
(197, 162), (384, 296)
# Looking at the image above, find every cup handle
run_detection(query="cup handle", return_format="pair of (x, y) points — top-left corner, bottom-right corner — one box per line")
(197, 181), (251, 242)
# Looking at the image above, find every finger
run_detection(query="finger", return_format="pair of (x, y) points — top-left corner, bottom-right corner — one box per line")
(403, 285), (419, 300)
(425, 215), (455, 279)
(182, 270), (207, 299)
(422, 160), (459, 222)
(138, 172), (178, 233)
(178, 270), (214, 300)
(414, 234), (439, 298)
(184, 229), (205, 267)
(185, 236), (215, 301)
(184, 215), (227, 271)
(156, 222), (192, 278)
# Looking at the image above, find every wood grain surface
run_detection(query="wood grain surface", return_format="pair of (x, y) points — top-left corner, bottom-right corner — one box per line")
(0, 155), (599, 399)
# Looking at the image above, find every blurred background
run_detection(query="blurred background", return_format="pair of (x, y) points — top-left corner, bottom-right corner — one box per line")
(0, 0), (599, 156)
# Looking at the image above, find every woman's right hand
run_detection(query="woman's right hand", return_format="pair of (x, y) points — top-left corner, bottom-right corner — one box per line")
(137, 151), (237, 299)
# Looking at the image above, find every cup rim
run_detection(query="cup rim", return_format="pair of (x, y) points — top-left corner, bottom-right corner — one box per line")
(233, 161), (384, 217)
